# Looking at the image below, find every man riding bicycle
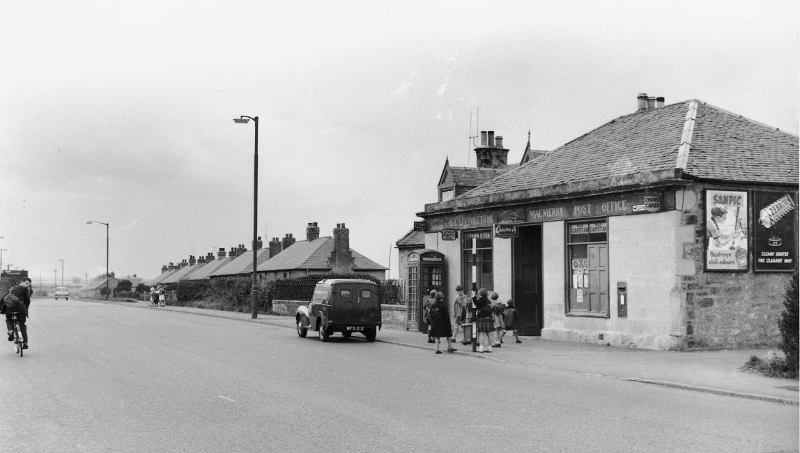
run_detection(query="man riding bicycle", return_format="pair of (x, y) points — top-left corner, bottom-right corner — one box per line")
(1, 277), (31, 349)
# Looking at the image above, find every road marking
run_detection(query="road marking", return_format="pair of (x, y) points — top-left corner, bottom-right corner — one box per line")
(218, 395), (236, 403)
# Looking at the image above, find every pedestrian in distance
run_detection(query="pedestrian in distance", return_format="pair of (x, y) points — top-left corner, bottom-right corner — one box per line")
(423, 289), (437, 343)
(450, 285), (469, 344)
(430, 292), (457, 354)
(149, 287), (158, 307)
(1, 277), (32, 349)
(490, 293), (506, 348)
(157, 285), (166, 307)
(501, 299), (522, 344)
(472, 288), (494, 353)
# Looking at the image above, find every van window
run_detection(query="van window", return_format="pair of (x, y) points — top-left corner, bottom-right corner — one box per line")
(360, 289), (372, 299)
(312, 287), (329, 303)
(339, 289), (351, 298)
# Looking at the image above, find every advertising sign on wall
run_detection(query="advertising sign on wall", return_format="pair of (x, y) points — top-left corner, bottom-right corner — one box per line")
(754, 192), (796, 272)
(705, 190), (749, 271)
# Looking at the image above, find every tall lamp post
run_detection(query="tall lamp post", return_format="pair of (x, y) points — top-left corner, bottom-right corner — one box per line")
(58, 259), (64, 286)
(87, 220), (109, 300)
(0, 249), (6, 274)
(233, 115), (259, 319)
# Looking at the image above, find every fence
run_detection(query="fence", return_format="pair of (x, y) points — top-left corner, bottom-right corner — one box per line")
(271, 279), (404, 305)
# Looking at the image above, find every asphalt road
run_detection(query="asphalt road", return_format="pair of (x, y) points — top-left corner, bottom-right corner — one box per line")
(1, 298), (797, 453)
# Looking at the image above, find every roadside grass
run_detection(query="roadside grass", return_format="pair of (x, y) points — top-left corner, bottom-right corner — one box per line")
(741, 351), (798, 379)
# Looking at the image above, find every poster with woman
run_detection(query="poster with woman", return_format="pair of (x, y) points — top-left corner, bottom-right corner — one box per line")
(705, 190), (748, 271)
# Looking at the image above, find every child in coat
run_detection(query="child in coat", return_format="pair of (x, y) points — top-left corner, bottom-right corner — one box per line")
(501, 299), (521, 344)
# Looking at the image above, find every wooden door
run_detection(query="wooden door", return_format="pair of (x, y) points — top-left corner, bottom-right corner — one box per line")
(514, 225), (543, 336)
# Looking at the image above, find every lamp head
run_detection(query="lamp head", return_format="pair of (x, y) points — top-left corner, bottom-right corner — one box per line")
(233, 118), (250, 124)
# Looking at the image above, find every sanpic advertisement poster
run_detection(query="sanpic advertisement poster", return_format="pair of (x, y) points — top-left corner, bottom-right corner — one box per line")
(705, 190), (748, 271)
(754, 192), (797, 272)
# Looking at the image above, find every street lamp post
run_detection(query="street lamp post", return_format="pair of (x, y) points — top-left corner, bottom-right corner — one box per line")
(0, 249), (6, 274)
(58, 259), (64, 286)
(233, 115), (260, 319)
(87, 221), (109, 300)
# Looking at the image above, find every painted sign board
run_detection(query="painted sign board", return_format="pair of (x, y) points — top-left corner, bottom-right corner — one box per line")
(440, 229), (458, 241)
(754, 192), (796, 272)
(413, 221), (427, 232)
(494, 224), (518, 238)
(705, 190), (749, 271)
(425, 193), (662, 233)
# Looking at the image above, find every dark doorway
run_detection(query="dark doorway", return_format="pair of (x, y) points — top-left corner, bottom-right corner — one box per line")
(513, 225), (543, 336)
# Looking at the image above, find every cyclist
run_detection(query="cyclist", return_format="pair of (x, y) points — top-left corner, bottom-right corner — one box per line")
(1, 277), (31, 349)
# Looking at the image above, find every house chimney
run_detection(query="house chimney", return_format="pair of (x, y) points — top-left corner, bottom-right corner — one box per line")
(656, 96), (665, 108)
(168, 262), (176, 270)
(230, 247), (237, 257)
(161, 265), (168, 274)
(198, 256), (206, 265)
(179, 259), (188, 268)
(637, 93), (648, 111)
(218, 248), (227, 259)
(282, 234), (296, 251)
(254, 237), (263, 250)
(475, 131), (509, 169)
(188, 255), (196, 266)
(307, 222), (320, 241)
(487, 131), (495, 147)
(647, 96), (656, 110)
(331, 223), (353, 273)
(207, 252), (215, 261)
(269, 237), (282, 258)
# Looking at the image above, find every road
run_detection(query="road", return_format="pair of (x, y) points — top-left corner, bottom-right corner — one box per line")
(1, 298), (797, 452)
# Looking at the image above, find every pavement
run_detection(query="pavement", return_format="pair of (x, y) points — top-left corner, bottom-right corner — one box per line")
(116, 298), (798, 406)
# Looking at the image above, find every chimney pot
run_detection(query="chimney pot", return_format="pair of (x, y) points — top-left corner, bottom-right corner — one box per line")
(656, 96), (665, 108)
(637, 93), (648, 111)
(647, 96), (656, 110)
(481, 131), (487, 146)
(495, 136), (503, 148)
(488, 131), (495, 147)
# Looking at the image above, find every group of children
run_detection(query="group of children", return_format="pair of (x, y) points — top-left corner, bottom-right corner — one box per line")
(425, 284), (521, 354)
(149, 285), (165, 307)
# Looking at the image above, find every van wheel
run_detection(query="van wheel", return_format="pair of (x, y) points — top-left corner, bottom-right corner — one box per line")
(365, 328), (376, 343)
(341, 331), (352, 339)
(319, 324), (330, 342)
(296, 318), (308, 338)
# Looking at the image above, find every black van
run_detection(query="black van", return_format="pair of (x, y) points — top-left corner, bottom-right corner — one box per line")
(295, 279), (381, 342)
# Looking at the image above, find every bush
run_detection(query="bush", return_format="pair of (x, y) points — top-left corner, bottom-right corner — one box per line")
(779, 268), (799, 375)
(175, 280), (212, 302)
(135, 283), (149, 294)
(116, 290), (133, 298)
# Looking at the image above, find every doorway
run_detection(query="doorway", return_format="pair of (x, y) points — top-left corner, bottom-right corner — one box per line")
(513, 225), (543, 336)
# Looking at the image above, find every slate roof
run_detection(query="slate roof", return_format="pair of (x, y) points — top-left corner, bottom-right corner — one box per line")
(257, 236), (387, 272)
(395, 229), (425, 248)
(161, 263), (200, 284)
(151, 269), (176, 285)
(455, 100), (798, 201)
(210, 249), (271, 277)
(187, 257), (233, 280)
(447, 166), (514, 187)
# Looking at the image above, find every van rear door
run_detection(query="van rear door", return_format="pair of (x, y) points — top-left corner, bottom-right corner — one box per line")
(332, 282), (379, 326)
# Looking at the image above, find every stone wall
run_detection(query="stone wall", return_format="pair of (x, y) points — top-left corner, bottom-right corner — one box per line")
(270, 299), (410, 329)
(679, 184), (796, 350)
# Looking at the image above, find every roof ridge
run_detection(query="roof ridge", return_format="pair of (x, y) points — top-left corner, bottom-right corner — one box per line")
(675, 100), (698, 170)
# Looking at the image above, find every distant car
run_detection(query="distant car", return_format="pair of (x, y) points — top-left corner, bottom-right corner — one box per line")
(295, 279), (381, 342)
(54, 287), (69, 300)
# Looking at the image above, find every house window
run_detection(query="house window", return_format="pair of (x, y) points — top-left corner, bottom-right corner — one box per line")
(567, 220), (608, 316)
(440, 189), (454, 202)
(462, 230), (493, 293)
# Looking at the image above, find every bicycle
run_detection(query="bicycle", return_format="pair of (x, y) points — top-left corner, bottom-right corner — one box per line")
(10, 313), (23, 357)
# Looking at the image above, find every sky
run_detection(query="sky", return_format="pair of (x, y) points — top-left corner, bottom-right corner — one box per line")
(1, 0), (798, 283)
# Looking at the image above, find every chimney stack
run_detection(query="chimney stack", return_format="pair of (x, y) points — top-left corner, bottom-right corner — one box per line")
(198, 256), (206, 265)
(475, 130), (509, 169)
(269, 237), (282, 258)
(282, 234), (296, 251)
(161, 265), (168, 274)
(331, 223), (353, 273)
(168, 262), (176, 270)
(207, 252), (215, 261)
(188, 255), (196, 266)
(306, 222), (320, 242)
(179, 259), (188, 268)
(254, 237), (263, 250)
(218, 248), (227, 259)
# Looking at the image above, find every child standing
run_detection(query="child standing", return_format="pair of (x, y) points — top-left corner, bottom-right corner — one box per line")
(501, 299), (521, 344)
(490, 292), (506, 348)
(451, 285), (470, 344)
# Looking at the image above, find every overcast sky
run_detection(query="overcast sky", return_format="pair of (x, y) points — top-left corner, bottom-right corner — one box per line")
(1, 0), (797, 283)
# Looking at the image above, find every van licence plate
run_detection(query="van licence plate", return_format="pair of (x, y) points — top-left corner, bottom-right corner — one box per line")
(346, 326), (364, 331)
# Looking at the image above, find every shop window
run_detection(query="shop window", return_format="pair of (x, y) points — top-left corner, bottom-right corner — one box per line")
(462, 230), (493, 293)
(567, 220), (608, 316)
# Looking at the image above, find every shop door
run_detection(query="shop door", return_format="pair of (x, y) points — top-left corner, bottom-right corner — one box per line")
(513, 225), (543, 336)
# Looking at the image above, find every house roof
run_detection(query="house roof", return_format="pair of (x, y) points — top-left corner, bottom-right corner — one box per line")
(161, 263), (202, 284)
(446, 166), (514, 188)
(454, 100), (798, 201)
(151, 269), (176, 285)
(84, 277), (119, 290)
(187, 256), (234, 280)
(257, 236), (387, 272)
(210, 249), (271, 277)
(395, 229), (425, 248)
